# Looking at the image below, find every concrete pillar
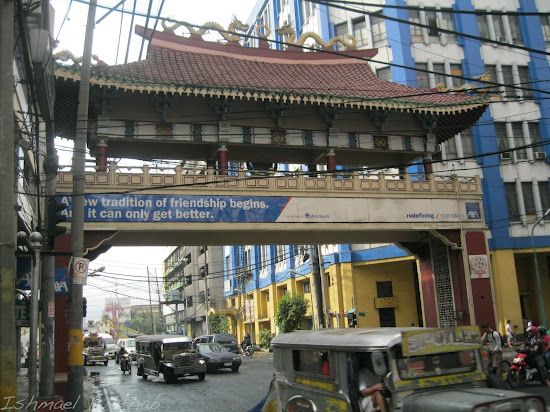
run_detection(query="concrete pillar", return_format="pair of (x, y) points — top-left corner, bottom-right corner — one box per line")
(422, 155), (433, 176)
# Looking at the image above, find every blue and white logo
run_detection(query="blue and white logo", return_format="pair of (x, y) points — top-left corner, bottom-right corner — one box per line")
(466, 202), (481, 220)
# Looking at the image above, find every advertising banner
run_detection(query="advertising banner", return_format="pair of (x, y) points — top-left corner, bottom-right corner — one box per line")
(58, 194), (483, 224)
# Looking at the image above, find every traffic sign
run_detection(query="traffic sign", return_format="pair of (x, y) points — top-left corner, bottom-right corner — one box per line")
(73, 257), (89, 285)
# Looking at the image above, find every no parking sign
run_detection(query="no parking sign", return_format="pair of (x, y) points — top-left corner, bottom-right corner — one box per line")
(73, 257), (89, 285)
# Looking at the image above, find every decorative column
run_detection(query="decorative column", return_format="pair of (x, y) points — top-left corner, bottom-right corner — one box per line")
(326, 149), (336, 171)
(95, 139), (108, 172)
(422, 155), (433, 176)
(217, 145), (228, 175)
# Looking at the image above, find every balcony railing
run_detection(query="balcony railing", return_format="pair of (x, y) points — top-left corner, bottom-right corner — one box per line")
(57, 163), (482, 196)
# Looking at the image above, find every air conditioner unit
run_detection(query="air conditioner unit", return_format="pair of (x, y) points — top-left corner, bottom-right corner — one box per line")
(500, 152), (512, 160)
(534, 151), (546, 160)
(496, 36), (508, 43)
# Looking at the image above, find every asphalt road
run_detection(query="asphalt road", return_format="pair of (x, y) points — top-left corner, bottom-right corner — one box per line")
(87, 353), (273, 412)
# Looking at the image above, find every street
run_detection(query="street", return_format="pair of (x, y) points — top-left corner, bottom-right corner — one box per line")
(87, 353), (273, 411)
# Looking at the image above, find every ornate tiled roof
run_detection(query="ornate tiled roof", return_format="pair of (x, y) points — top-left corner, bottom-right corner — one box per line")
(54, 25), (489, 118)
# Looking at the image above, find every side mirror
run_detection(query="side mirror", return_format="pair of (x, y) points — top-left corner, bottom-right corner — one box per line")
(371, 350), (387, 376)
(384, 372), (395, 392)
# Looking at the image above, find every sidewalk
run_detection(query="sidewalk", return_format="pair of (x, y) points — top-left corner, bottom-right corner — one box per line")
(16, 367), (94, 411)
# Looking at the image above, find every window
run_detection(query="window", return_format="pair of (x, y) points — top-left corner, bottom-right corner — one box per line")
(416, 63), (429, 89)
(495, 122), (511, 155)
(293, 350), (331, 376)
(409, 10), (422, 39)
(439, 12), (456, 42)
(450, 64), (463, 88)
(522, 182), (536, 221)
(476, 14), (489, 41)
(518, 66), (532, 98)
(505, 183), (521, 222)
(304, 280), (311, 293)
(376, 66), (392, 81)
(425, 10), (438, 37)
(484, 65), (499, 96)
(491, 15), (505, 40)
(529, 123), (541, 148)
(508, 16), (523, 45)
(444, 137), (457, 158)
(334, 22), (347, 39)
(432, 63), (446, 87)
(541, 16), (550, 46)
(501, 65), (515, 98)
(266, 291), (270, 302)
(370, 14), (386, 45)
(511, 122), (527, 160)
(303, 0), (314, 22)
(276, 245), (285, 263)
(538, 183), (550, 221)
(231, 298), (236, 308)
(187, 296), (193, 307)
(352, 17), (368, 47)
(461, 128), (474, 157)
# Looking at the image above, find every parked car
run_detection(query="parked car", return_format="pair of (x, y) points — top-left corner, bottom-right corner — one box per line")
(194, 333), (239, 354)
(135, 335), (206, 383)
(115, 338), (137, 363)
(98, 333), (116, 359)
(195, 343), (242, 372)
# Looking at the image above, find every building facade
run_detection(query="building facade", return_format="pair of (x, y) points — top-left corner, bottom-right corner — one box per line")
(222, 0), (550, 342)
(163, 245), (226, 337)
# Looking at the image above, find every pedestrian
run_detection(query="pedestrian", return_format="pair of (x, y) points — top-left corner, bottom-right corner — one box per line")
(480, 322), (503, 378)
(506, 320), (515, 348)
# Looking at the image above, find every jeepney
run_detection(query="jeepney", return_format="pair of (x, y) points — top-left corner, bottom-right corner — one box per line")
(83, 333), (109, 366)
(261, 326), (545, 412)
(135, 335), (206, 383)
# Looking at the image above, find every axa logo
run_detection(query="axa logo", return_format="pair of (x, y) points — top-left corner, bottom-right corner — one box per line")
(466, 202), (481, 220)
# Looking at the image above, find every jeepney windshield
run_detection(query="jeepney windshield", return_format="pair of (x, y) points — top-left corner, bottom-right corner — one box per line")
(396, 349), (477, 380)
(163, 342), (194, 352)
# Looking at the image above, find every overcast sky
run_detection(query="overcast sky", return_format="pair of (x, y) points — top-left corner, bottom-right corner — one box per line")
(50, 0), (257, 321)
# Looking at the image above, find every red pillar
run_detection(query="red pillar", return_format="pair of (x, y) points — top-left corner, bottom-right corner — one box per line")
(95, 139), (108, 173)
(326, 149), (336, 171)
(217, 145), (228, 175)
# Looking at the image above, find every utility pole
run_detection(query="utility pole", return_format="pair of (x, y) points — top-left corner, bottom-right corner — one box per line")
(309, 245), (325, 329)
(28, 232), (42, 399)
(204, 246), (209, 334)
(67, 1), (96, 410)
(40, 120), (57, 399)
(0, 0), (17, 406)
(317, 245), (330, 328)
(147, 267), (156, 334)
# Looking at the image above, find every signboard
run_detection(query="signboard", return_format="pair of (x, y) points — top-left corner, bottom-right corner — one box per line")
(245, 299), (255, 322)
(374, 297), (399, 308)
(58, 194), (483, 225)
(401, 326), (482, 356)
(73, 257), (90, 285)
(17, 268), (70, 295)
(15, 300), (30, 327)
(469, 255), (489, 278)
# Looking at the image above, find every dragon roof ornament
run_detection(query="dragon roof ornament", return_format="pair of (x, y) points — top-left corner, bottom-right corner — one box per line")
(161, 16), (249, 43)
(53, 49), (108, 67)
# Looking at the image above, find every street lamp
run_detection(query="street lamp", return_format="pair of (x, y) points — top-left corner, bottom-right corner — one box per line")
(88, 266), (106, 277)
(531, 207), (550, 328)
(289, 269), (316, 329)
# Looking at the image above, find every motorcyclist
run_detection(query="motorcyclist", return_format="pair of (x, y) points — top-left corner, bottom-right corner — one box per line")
(241, 334), (251, 353)
(520, 326), (550, 386)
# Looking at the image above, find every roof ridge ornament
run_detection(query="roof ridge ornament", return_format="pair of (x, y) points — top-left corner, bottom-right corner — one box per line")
(53, 49), (107, 67)
(435, 72), (491, 95)
(161, 16), (249, 44)
(275, 24), (357, 51)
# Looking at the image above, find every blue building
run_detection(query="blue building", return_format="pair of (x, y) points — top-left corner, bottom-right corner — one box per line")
(222, 0), (550, 340)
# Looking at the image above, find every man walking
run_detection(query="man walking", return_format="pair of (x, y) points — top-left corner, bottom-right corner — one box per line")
(481, 322), (503, 378)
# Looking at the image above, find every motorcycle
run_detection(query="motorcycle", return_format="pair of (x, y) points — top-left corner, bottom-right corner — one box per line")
(241, 345), (253, 358)
(507, 347), (545, 388)
(120, 353), (132, 374)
